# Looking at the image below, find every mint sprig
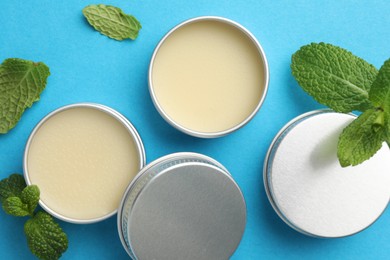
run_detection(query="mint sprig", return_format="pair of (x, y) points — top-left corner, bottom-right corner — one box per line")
(0, 174), (68, 259)
(291, 43), (390, 167)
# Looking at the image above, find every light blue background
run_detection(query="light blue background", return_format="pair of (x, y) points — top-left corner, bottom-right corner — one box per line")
(1, 0), (389, 259)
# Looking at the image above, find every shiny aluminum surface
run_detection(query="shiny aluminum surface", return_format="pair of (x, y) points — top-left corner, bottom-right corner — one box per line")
(23, 103), (146, 224)
(118, 152), (246, 259)
(148, 16), (269, 138)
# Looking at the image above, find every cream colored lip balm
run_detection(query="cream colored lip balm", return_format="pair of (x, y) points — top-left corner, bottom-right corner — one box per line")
(24, 103), (145, 224)
(149, 16), (269, 138)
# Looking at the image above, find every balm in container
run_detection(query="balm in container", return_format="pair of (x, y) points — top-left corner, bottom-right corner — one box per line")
(149, 16), (269, 138)
(24, 103), (146, 224)
(118, 152), (246, 259)
(264, 110), (390, 238)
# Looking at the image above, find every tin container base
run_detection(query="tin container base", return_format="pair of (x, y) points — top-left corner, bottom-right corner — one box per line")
(264, 110), (390, 238)
(24, 103), (146, 224)
(148, 16), (269, 138)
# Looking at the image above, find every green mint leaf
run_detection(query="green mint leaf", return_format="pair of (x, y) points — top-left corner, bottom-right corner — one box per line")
(291, 43), (377, 113)
(21, 185), (40, 216)
(368, 59), (390, 137)
(1, 174), (68, 258)
(0, 174), (26, 203)
(0, 58), (50, 133)
(25, 211), (68, 260)
(2, 196), (30, 217)
(83, 4), (141, 41)
(369, 59), (390, 107)
(338, 109), (385, 167)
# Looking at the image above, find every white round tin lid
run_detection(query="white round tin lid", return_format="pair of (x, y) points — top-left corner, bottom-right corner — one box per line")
(125, 161), (246, 259)
(264, 110), (390, 238)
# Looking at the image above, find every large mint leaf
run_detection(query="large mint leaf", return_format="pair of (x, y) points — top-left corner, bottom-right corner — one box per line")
(291, 43), (377, 113)
(83, 4), (141, 40)
(368, 59), (390, 138)
(0, 174), (26, 203)
(0, 58), (50, 133)
(338, 109), (385, 167)
(25, 211), (68, 260)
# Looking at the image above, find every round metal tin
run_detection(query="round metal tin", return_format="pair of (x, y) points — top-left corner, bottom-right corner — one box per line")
(24, 103), (146, 224)
(264, 110), (390, 238)
(118, 152), (246, 259)
(148, 16), (269, 138)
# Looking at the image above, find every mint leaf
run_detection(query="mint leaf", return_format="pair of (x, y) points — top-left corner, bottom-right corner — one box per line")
(25, 211), (68, 260)
(0, 174), (26, 203)
(338, 109), (385, 167)
(369, 59), (390, 107)
(1, 174), (68, 258)
(0, 58), (50, 133)
(83, 4), (141, 40)
(3, 196), (30, 217)
(291, 43), (377, 113)
(368, 59), (390, 137)
(21, 185), (40, 216)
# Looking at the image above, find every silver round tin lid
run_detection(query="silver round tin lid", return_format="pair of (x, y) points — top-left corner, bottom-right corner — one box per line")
(264, 110), (390, 238)
(118, 153), (246, 259)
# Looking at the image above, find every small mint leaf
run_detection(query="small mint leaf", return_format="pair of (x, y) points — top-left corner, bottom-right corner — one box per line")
(368, 59), (390, 139)
(369, 59), (390, 107)
(0, 174), (26, 203)
(21, 185), (40, 216)
(291, 43), (377, 113)
(25, 211), (68, 260)
(0, 58), (50, 133)
(83, 4), (141, 41)
(338, 109), (385, 167)
(2, 196), (30, 217)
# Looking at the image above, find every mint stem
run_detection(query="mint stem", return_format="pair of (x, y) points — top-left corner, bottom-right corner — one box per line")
(373, 110), (385, 132)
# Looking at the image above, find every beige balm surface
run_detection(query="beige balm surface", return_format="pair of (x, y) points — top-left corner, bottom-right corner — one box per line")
(24, 104), (145, 223)
(149, 17), (269, 137)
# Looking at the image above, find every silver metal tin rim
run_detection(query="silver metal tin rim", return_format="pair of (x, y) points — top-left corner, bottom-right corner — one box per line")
(148, 16), (270, 138)
(23, 103), (146, 224)
(263, 109), (390, 238)
(117, 152), (246, 259)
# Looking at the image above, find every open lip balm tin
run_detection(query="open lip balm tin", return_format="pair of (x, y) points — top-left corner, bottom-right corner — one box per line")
(149, 16), (269, 138)
(118, 152), (247, 259)
(264, 110), (390, 238)
(23, 103), (146, 224)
